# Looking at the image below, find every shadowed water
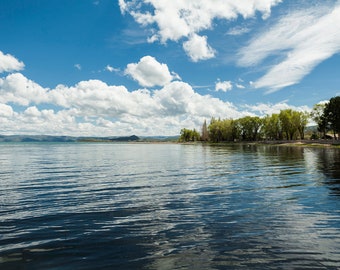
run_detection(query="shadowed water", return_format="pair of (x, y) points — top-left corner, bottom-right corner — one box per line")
(0, 143), (339, 269)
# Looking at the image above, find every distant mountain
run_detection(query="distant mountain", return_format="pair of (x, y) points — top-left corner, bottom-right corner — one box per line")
(109, 135), (140, 142)
(0, 134), (180, 143)
(0, 135), (142, 143)
(0, 135), (77, 142)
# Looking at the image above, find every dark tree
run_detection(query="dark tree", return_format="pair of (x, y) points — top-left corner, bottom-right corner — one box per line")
(323, 96), (340, 139)
(201, 120), (209, 141)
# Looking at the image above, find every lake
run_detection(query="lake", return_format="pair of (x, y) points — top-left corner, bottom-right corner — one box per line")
(0, 143), (339, 269)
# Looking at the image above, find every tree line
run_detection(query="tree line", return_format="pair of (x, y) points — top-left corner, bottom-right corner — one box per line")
(179, 96), (340, 143)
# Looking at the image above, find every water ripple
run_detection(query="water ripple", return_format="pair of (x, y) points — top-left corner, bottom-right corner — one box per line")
(0, 143), (340, 269)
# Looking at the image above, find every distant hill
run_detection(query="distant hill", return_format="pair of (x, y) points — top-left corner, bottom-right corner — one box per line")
(0, 135), (77, 142)
(110, 135), (140, 142)
(0, 135), (142, 143)
(0, 134), (181, 143)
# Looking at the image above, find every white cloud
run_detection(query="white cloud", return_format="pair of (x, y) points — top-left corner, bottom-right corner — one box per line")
(0, 55), (313, 136)
(236, 83), (245, 89)
(0, 73), (48, 106)
(24, 106), (41, 117)
(0, 51), (25, 73)
(105, 65), (119, 72)
(0, 71), (255, 136)
(215, 80), (232, 92)
(0, 103), (14, 117)
(183, 34), (216, 62)
(227, 26), (251, 36)
(243, 101), (310, 116)
(49, 80), (136, 117)
(125, 56), (177, 87)
(118, 0), (128, 14)
(152, 81), (245, 122)
(238, 3), (340, 91)
(120, 0), (282, 60)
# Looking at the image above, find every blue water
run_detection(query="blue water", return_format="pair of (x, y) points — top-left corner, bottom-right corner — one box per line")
(0, 143), (339, 269)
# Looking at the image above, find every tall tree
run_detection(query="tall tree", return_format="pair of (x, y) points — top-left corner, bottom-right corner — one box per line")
(263, 114), (282, 140)
(323, 96), (340, 139)
(311, 103), (327, 138)
(208, 117), (222, 142)
(238, 116), (263, 141)
(208, 118), (236, 142)
(279, 109), (296, 140)
(201, 120), (209, 141)
(293, 111), (309, 140)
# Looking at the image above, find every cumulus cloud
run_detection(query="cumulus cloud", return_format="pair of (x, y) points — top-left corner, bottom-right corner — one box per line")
(119, 0), (281, 60)
(183, 34), (215, 62)
(0, 73), (48, 106)
(125, 56), (177, 87)
(215, 80), (232, 92)
(0, 52), (311, 136)
(0, 70), (254, 136)
(238, 3), (340, 91)
(0, 51), (25, 73)
(0, 103), (14, 117)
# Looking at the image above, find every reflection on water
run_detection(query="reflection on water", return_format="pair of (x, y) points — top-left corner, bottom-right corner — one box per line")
(0, 143), (339, 269)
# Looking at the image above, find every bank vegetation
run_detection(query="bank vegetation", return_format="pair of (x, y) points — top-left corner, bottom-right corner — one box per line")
(179, 96), (340, 143)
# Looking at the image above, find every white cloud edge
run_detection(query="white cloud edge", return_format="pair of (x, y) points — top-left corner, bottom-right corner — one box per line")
(120, 0), (340, 93)
(119, 0), (282, 61)
(0, 73), (310, 136)
(124, 55), (178, 87)
(0, 52), (311, 136)
(0, 51), (25, 73)
(237, 2), (340, 92)
(183, 34), (216, 62)
(215, 80), (232, 92)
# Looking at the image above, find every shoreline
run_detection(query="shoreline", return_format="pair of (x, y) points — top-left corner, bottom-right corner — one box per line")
(1, 137), (339, 148)
(214, 140), (340, 148)
(178, 140), (340, 148)
(249, 139), (340, 148)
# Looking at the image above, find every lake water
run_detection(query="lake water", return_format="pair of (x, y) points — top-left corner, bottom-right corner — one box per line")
(0, 143), (339, 269)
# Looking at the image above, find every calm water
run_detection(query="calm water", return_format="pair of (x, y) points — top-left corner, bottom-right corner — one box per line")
(0, 143), (340, 269)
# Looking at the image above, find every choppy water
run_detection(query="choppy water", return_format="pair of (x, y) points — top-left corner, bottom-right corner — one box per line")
(0, 143), (340, 269)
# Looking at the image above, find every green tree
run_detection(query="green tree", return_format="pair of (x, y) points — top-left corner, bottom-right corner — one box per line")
(208, 118), (236, 142)
(323, 96), (340, 139)
(179, 128), (200, 142)
(311, 103), (327, 138)
(295, 111), (309, 140)
(238, 116), (263, 141)
(201, 120), (209, 141)
(221, 119), (236, 141)
(279, 109), (297, 140)
(279, 109), (309, 140)
(263, 113), (282, 140)
(208, 117), (223, 142)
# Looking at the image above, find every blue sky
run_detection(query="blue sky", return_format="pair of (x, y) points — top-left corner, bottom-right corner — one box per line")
(0, 0), (339, 136)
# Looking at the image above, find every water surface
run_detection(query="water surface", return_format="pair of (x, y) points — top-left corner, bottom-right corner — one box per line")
(0, 143), (339, 269)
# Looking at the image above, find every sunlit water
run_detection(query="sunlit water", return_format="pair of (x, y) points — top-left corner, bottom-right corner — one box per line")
(0, 143), (339, 269)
